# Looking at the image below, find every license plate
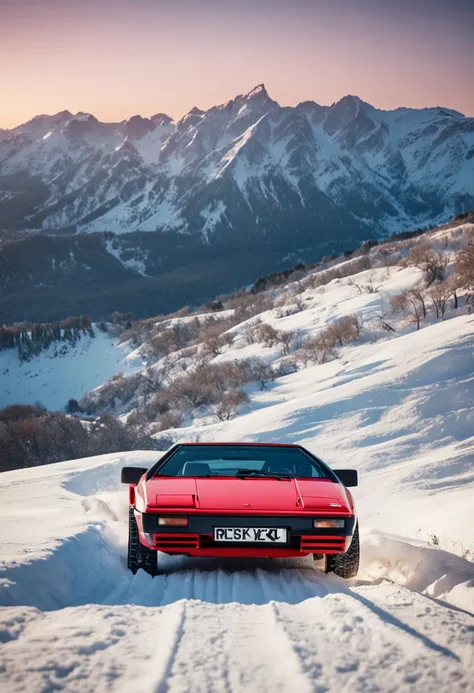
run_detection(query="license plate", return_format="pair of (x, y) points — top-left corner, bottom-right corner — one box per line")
(214, 527), (288, 543)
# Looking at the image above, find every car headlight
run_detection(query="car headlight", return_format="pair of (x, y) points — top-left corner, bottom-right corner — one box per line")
(158, 517), (189, 527)
(313, 519), (345, 529)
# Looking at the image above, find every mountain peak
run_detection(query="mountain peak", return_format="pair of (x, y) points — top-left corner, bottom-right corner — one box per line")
(323, 95), (375, 134)
(125, 115), (154, 139)
(150, 113), (173, 125)
(333, 95), (373, 112)
(73, 112), (99, 123)
(26, 110), (72, 126)
(246, 84), (270, 100)
(55, 109), (73, 120)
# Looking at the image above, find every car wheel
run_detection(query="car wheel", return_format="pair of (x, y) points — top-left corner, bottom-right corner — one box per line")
(128, 506), (158, 577)
(324, 525), (360, 579)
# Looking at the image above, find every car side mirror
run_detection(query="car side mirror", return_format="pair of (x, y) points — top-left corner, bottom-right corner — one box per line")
(121, 467), (147, 484)
(333, 469), (358, 487)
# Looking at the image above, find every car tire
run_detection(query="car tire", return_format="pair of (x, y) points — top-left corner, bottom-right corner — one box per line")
(128, 506), (158, 577)
(324, 525), (360, 579)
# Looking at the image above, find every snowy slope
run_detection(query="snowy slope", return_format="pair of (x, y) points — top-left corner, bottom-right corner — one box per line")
(0, 447), (473, 693)
(1, 230), (474, 691)
(0, 330), (142, 411)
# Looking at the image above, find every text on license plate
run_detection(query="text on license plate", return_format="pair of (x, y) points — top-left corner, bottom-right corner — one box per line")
(214, 527), (287, 543)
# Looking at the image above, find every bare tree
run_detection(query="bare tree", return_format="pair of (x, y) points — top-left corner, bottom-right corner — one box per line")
(293, 292), (306, 312)
(214, 390), (248, 421)
(155, 410), (183, 431)
(429, 282), (451, 319)
(409, 285), (427, 319)
(240, 357), (274, 390)
(390, 292), (406, 310)
(0, 405), (157, 472)
(326, 316), (361, 346)
(150, 329), (176, 358)
(406, 245), (449, 286)
(253, 323), (280, 348)
(228, 292), (273, 322)
(353, 313), (363, 338)
(454, 245), (474, 304)
(390, 290), (425, 330)
(446, 273), (463, 310)
(274, 359), (299, 378)
(201, 324), (234, 356)
(292, 329), (306, 351)
(298, 331), (337, 366)
(276, 330), (295, 356)
(167, 369), (220, 411)
(347, 277), (364, 295)
(243, 318), (262, 345)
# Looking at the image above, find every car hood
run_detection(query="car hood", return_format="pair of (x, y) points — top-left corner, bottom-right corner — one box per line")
(144, 477), (352, 513)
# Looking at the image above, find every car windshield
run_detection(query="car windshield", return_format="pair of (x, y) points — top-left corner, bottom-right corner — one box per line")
(155, 444), (332, 479)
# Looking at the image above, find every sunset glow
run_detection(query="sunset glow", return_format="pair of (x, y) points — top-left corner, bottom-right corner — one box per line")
(1, 0), (473, 128)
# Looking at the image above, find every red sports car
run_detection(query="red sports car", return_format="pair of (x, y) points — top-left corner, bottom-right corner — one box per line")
(121, 442), (360, 578)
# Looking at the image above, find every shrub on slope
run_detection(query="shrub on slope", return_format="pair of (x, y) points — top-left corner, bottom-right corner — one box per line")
(0, 405), (157, 472)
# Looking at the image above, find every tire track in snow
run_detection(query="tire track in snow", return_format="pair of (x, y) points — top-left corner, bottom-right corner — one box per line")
(1, 564), (473, 692)
(151, 601), (187, 693)
(352, 581), (474, 671)
(140, 565), (337, 693)
(152, 600), (317, 693)
(271, 584), (472, 693)
(0, 602), (188, 693)
(265, 602), (316, 693)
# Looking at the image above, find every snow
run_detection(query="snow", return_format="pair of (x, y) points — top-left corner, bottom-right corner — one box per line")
(105, 239), (149, 275)
(136, 197), (184, 233)
(0, 450), (473, 691)
(1, 235), (474, 690)
(0, 330), (141, 411)
(360, 530), (474, 611)
(199, 200), (228, 238)
(131, 124), (174, 165)
(1, 92), (472, 236)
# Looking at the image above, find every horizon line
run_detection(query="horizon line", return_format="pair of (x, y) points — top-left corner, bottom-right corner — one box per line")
(1, 84), (469, 131)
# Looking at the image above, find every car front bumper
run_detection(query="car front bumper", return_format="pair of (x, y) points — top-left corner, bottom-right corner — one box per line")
(136, 511), (356, 557)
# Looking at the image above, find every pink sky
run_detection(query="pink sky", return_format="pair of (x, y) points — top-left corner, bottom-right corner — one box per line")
(1, 0), (473, 128)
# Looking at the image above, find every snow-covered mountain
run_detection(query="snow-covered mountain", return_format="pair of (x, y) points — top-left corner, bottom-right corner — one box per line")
(1, 85), (473, 237)
(1, 86), (473, 322)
